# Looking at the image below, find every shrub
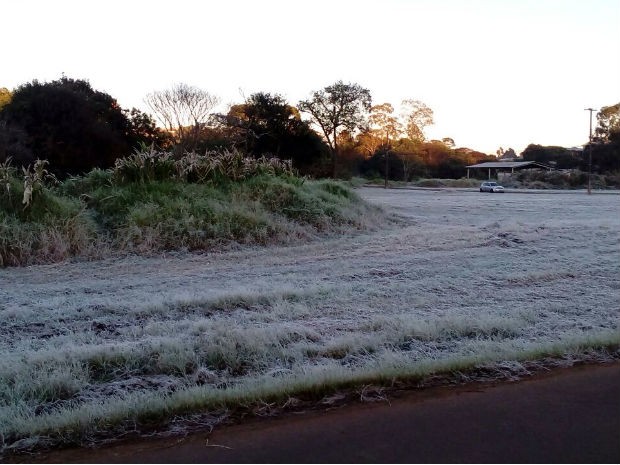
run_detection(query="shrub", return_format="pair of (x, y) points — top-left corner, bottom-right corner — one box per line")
(414, 179), (446, 187)
(112, 147), (295, 185)
(177, 149), (294, 183)
(0, 159), (98, 266)
(0, 159), (66, 221)
(59, 168), (114, 198)
(317, 180), (355, 199)
(113, 147), (176, 184)
(240, 175), (327, 224)
(511, 169), (620, 189)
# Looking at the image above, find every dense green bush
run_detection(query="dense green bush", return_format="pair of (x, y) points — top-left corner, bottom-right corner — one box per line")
(0, 78), (168, 176)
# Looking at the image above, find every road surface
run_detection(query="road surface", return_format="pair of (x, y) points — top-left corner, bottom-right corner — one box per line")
(29, 362), (620, 464)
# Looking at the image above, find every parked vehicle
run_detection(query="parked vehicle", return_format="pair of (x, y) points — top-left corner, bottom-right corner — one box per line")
(480, 181), (505, 193)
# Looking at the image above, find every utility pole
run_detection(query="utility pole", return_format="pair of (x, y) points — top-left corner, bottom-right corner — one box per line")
(383, 132), (391, 189)
(584, 108), (597, 195)
(384, 146), (389, 189)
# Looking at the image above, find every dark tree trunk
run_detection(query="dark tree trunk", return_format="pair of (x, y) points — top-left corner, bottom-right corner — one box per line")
(332, 128), (338, 178)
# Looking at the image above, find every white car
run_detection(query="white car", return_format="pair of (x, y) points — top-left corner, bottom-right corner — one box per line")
(480, 181), (505, 193)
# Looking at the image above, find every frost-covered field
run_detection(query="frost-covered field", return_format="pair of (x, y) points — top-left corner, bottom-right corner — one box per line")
(1, 187), (619, 451)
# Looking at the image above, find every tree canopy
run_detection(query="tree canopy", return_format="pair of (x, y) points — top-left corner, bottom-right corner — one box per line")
(520, 144), (581, 169)
(219, 92), (329, 172)
(369, 103), (402, 146)
(223, 92), (301, 153)
(0, 87), (11, 111)
(401, 99), (434, 142)
(1, 78), (135, 175)
(589, 102), (620, 173)
(595, 103), (620, 144)
(0, 78), (168, 176)
(298, 81), (372, 177)
(520, 103), (620, 174)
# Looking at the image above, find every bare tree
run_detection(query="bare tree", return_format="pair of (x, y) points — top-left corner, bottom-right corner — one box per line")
(298, 81), (371, 178)
(144, 83), (220, 154)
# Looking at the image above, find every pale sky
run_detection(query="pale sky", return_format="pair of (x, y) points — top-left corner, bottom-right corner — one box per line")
(2, 0), (619, 155)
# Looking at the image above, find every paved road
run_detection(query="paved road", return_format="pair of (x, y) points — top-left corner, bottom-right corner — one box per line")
(34, 363), (620, 463)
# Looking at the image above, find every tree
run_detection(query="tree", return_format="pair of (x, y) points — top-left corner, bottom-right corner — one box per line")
(0, 120), (34, 165)
(124, 108), (172, 149)
(595, 102), (620, 144)
(369, 103), (402, 145)
(424, 140), (452, 167)
(401, 99), (434, 142)
(144, 83), (220, 154)
(369, 103), (402, 187)
(0, 87), (11, 111)
(520, 144), (580, 169)
(298, 81), (372, 177)
(442, 137), (455, 148)
(590, 103), (620, 173)
(217, 92), (330, 173)
(393, 138), (425, 181)
(222, 92), (301, 155)
(499, 147), (517, 160)
(454, 147), (492, 165)
(0, 77), (136, 175)
(356, 129), (383, 158)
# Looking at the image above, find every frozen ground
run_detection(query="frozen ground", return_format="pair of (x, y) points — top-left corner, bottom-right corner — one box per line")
(0, 187), (619, 450)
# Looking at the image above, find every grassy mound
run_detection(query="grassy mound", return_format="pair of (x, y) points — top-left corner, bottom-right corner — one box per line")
(0, 161), (98, 266)
(0, 152), (384, 266)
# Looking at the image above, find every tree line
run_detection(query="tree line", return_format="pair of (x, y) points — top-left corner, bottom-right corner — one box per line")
(0, 78), (617, 179)
(520, 103), (620, 173)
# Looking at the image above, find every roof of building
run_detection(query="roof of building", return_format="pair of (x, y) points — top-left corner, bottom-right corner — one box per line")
(466, 161), (552, 169)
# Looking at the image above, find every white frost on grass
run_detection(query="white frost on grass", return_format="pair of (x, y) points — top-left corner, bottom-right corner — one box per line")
(0, 188), (618, 451)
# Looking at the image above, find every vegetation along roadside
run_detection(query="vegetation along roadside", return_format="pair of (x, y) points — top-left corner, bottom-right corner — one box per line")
(0, 148), (386, 267)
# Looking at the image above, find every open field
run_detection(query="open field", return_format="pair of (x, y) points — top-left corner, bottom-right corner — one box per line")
(1, 187), (619, 453)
